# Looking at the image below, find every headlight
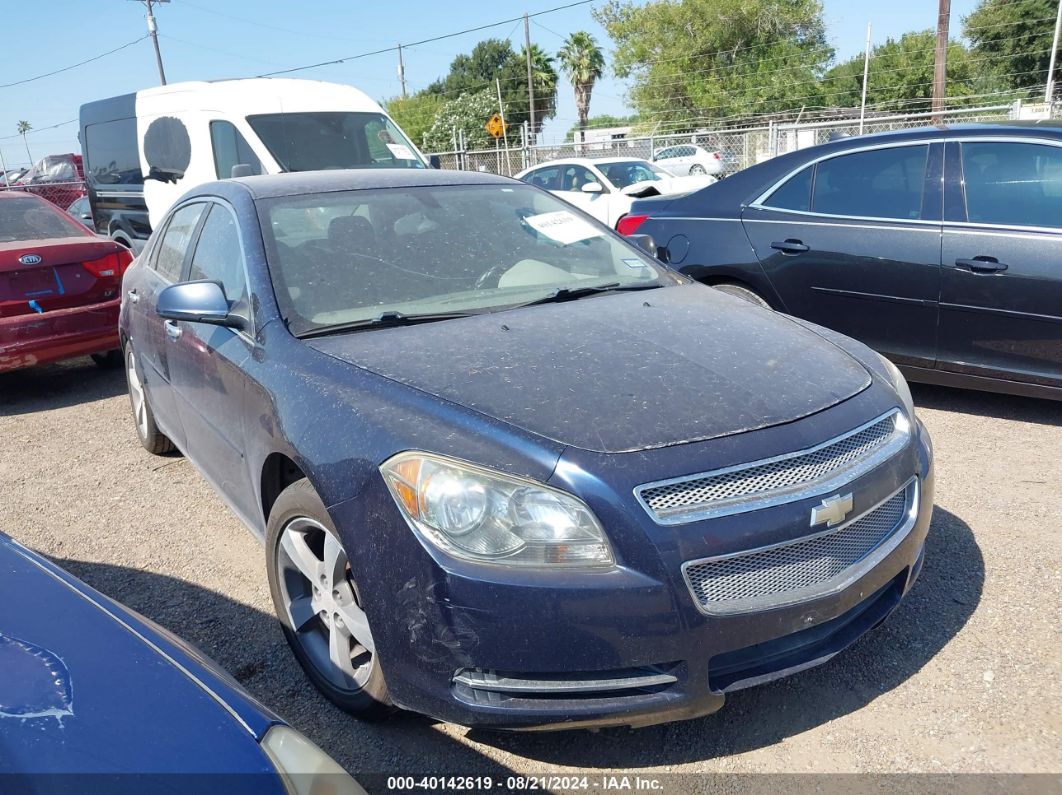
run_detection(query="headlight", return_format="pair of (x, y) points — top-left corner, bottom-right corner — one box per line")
(880, 354), (915, 419)
(381, 452), (614, 567)
(260, 725), (366, 795)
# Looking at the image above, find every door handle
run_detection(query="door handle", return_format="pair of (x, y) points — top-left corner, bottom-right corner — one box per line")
(126, 289), (139, 304)
(771, 239), (809, 254)
(955, 257), (1008, 274)
(164, 320), (182, 340)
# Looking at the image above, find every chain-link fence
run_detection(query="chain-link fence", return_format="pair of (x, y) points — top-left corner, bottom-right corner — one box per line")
(0, 181), (87, 211)
(428, 101), (1057, 178)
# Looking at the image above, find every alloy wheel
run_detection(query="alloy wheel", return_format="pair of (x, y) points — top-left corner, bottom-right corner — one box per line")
(276, 518), (375, 691)
(126, 347), (148, 440)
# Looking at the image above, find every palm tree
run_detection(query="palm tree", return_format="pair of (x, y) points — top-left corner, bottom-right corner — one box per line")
(557, 32), (605, 143)
(16, 120), (32, 166)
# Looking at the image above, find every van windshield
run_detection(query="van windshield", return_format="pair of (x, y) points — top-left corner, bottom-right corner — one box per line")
(246, 112), (425, 172)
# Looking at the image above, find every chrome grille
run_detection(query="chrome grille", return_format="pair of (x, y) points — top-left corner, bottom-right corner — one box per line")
(637, 411), (906, 524)
(682, 482), (914, 615)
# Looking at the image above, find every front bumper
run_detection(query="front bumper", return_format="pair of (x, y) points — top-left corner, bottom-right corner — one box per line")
(336, 410), (934, 731)
(0, 298), (120, 372)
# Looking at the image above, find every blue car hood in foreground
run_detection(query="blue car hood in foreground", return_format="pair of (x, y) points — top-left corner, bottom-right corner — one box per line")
(308, 284), (871, 453)
(0, 536), (281, 790)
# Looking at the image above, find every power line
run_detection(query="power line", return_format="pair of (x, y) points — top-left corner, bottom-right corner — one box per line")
(0, 36), (147, 89)
(0, 119), (77, 141)
(256, 0), (593, 78)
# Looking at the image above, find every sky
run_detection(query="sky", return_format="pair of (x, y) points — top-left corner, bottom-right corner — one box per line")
(0, 0), (984, 168)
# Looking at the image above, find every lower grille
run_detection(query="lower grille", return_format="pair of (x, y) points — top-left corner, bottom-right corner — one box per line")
(683, 480), (916, 615)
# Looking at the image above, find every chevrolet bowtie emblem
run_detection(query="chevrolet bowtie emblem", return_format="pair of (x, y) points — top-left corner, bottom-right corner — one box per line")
(811, 493), (854, 527)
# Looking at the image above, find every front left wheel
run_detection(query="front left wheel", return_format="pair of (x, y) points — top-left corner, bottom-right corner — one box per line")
(266, 478), (394, 719)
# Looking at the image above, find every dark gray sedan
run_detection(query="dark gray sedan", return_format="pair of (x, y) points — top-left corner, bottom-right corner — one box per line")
(623, 123), (1062, 401)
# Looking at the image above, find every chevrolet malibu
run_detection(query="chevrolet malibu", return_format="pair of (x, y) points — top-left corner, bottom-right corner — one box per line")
(120, 170), (934, 730)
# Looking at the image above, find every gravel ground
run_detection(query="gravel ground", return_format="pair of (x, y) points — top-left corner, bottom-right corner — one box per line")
(1, 357), (1059, 790)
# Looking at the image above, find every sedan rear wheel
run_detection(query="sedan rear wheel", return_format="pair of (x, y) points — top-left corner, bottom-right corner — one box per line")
(266, 479), (393, 719)
(689, 164), (707, 175)
(124, 343), (175, 455)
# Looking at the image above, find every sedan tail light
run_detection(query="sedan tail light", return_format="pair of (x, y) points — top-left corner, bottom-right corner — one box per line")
(82, 250), (133, 280)
(713, 152), (722, 160)
(616, 214), (649, 236)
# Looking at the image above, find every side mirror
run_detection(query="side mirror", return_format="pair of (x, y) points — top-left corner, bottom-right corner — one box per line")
(626, 233), (658, 258)
(230, 163), (255, 178)
(581, 182), (604, 194)
(428, 154), (442, 169)
(156, 281), (243, 329)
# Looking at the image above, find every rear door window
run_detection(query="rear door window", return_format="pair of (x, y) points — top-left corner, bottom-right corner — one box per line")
(812, 145), (929, 220)
(763, 166), (813, 212)
(153, 203), (206, 282)
(961, 141), (1062, 228)
(523, 166), (559, 190)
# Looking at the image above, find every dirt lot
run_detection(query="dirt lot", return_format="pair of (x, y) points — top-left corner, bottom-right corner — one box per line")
(1, 357), (1059, 789)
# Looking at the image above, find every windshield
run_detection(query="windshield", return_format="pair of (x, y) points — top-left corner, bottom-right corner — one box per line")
(260, 183), (676, 336)
(0, 195), (89, 242)
(600, 160), (665, 189)
(246, 112), (426, 172)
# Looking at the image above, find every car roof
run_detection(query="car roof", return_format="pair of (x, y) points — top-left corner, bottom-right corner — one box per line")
(191, 168), (519, 201)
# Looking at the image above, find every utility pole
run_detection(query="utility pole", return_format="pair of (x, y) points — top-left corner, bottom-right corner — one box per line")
(129, 0), (168, 85)
(397, 44), (407, 100)
(1045, 0), (1062, 104)
(524, 13), (536, 146)
(859, 23), (872, 135)
(496, 77), (510, 174)
(932, 0), (951, 123)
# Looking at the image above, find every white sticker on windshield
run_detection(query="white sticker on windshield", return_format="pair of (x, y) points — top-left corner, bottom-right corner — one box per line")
(523, 211), (601, 245)
(622, 258), (647, 269)
(386, 143), (415, 160)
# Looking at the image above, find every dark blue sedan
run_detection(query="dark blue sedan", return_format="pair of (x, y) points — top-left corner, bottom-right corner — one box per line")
(119, 169), (934, 730)
(0, 532), (363, 792)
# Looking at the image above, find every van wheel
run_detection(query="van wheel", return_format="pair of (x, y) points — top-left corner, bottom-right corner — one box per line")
(125, 343), (175, 455)
(712, 283), (771, 309)
(266, 478), (394, 720)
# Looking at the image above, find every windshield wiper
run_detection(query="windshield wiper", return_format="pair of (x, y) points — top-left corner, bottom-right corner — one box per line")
(508, 282), (663, 309)
(297, 310), (477, 339)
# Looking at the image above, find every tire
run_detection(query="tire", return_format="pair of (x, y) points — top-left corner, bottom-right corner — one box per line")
(91, 349), (123, 369)
(689, 164), (707, 175)
(266, 478), (394, 720)
(124, 343), (176, 455)
(712, 282), (771, 309)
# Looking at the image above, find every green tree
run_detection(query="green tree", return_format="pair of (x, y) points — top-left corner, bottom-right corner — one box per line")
(425, 39), (558, 137)
(595, 0), (832, 128)
(384, 92), (444, 149)
(422, 89), (499, 151)
(16, 120), (32, 165)
(823, 31), (977, 111)
(964, 0), (1057, 94)
(557, 31), (606, 135)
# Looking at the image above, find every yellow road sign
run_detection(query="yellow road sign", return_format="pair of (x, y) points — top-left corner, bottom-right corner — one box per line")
(485, 113), (507, 139)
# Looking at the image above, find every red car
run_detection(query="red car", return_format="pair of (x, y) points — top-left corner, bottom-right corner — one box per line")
(0, 191), (132, 372)
(12, 153), (85, 210)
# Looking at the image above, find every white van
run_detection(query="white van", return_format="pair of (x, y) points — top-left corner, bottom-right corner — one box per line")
(79, 78), (427, 250)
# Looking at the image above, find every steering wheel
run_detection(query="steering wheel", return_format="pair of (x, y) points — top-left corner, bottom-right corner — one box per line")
(474, 264), (509, 290)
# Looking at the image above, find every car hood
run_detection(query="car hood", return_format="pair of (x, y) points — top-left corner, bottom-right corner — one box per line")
(0, 538), (280, 784)
(307, 284), (871, 454)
